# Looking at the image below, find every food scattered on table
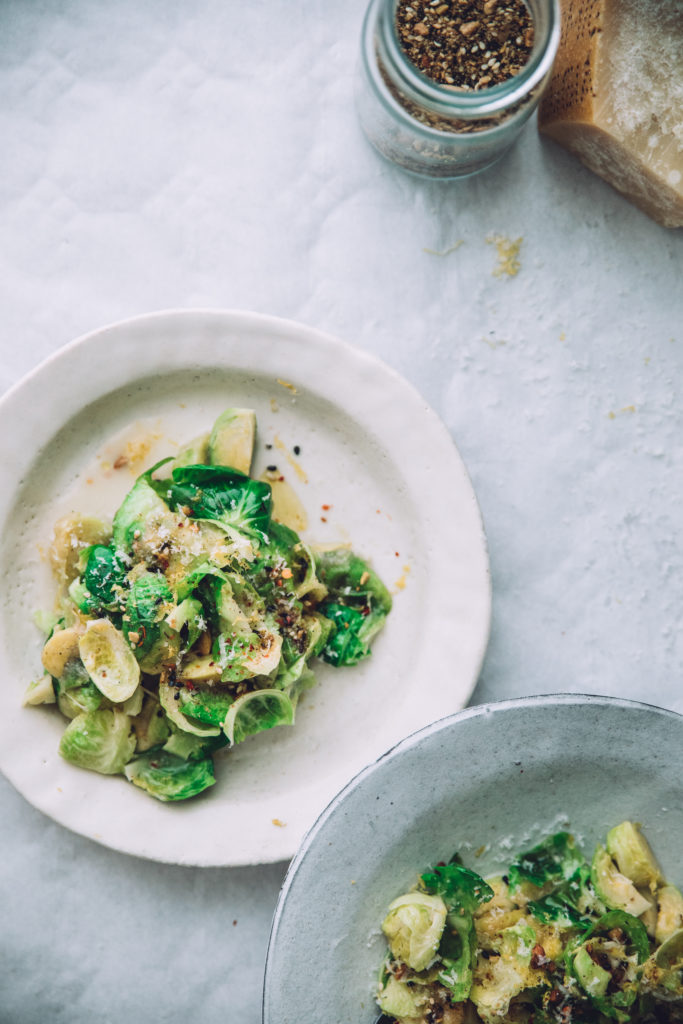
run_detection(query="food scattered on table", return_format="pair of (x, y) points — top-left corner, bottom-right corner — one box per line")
(376, 821), (682, 1023)
(538, 0), (683, 228)
(487, 234), (523, 278)
(24, 408), (392, 802)
(423, 241), (465, 257)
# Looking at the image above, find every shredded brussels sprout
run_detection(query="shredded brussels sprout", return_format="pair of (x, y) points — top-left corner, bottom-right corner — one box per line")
(377, 823), (682, 1024)
(29, 407), (391, 802)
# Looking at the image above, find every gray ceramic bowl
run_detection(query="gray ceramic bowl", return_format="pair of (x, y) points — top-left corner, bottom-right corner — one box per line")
(262, 694), (683, 1024)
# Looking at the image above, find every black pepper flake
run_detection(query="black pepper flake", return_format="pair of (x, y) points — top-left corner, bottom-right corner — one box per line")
(267, 464), (278, 472)
(293, 445), (301, 455)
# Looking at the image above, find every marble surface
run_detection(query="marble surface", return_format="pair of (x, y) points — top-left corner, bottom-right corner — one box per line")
(1, 1), (682, 1022)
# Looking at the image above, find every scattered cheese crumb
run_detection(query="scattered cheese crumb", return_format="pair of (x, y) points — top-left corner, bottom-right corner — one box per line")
(393, 564), (411, 593)
(422, 240), (464, 256)
(487, 234), (523, 277)
(126, 434), (160, 469)
(272, 818), (286, 828)
(276, 379), (298, 394)
(608, 405), (637, 419)
(482, 336), (507, 350)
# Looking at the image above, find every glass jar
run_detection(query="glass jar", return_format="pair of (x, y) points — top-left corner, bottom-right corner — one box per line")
(355, 0), (561, 179)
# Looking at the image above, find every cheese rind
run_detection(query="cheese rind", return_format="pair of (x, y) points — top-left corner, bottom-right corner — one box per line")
(538, 0), (683, 228)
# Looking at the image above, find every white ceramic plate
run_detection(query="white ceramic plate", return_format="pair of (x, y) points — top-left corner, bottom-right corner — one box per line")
(263, 695), (683, 1024)
(0, 310), (490, 866)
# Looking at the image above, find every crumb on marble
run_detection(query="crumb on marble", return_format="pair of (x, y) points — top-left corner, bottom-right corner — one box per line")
(393, 564), (411, 592)
(422, 240), (464, 256)
(487, 234), (523, 277)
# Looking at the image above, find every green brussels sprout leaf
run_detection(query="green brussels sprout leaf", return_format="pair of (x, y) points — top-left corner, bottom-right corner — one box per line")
(176, 685), (234, 727)
(162, 726), (229, 761)
(223, 688), (295, 745)
(124, 749), (216, 801)
(159, 681), (222, 737)
(208, 407), (256, 475)
(166, 464), (272, 543)
(527, 865), (596, 931)
(420, 861), (494, 914)
(80, 544), (127, 613)
(123, 571), (180, 672)
(59, 710), (135, 775)
(112, 462), (173, 553)
(508, 831), (586, 892)
(316, 549), (391, 666)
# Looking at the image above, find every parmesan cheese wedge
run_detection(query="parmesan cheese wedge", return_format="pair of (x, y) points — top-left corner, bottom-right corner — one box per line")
(538, 0), (683, 228)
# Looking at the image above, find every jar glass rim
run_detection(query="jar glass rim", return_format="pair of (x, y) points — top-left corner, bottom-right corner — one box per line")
(368, 0), (561, 119)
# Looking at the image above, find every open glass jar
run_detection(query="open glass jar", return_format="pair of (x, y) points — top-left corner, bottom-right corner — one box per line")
(356, 0), (560, 179)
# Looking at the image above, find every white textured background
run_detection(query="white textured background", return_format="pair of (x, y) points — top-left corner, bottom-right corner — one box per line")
(1, 1), (682, 1022)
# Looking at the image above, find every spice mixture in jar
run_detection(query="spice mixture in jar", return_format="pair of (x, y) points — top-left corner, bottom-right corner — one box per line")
(395, 0), (534, 90)
(355, 0), (559, 179)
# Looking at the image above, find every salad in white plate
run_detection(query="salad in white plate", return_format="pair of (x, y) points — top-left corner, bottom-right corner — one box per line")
(24, 407), (391, 802)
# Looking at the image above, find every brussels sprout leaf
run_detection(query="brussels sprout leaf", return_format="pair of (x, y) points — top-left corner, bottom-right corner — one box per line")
(81, 545), (127, 613)
(166, 465), (272, 543)
(319, 603), (369, 666)
(223, 688), (295, 745)
(112, 462), (173, 553)
(316, 548), (392, 616)
(527, 865), (595, 931)
(123, 572), (174, 658)
(177, 686), (234, 727)
(420, 861), (494, 914)
(508, 832), (586, 891)
(437, 911), (479, 1002)
(59, 710), (135, 775)
(162, 727), (228, 761)
(124, 749), (216, 801)
(316, 549), (391, 666)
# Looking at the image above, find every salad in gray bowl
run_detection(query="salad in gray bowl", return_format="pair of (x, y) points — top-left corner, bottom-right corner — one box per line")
(263, 695), (683, 1024)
